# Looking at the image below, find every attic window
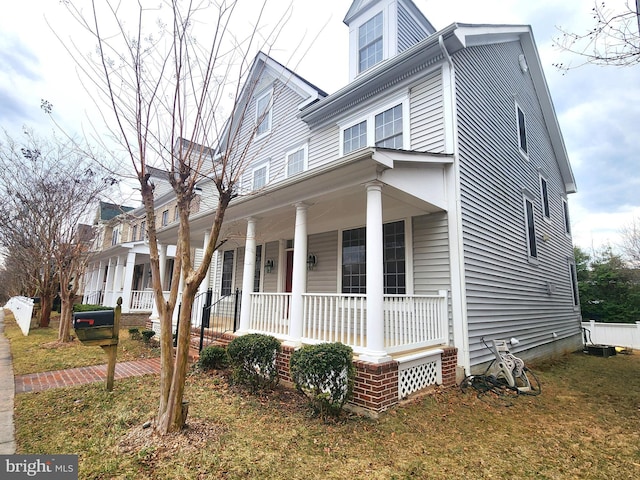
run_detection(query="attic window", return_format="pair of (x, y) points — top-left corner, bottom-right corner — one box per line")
(359, 12), (383, 73)
(256, 89), (272, 138)
(516, 104), (528, 156)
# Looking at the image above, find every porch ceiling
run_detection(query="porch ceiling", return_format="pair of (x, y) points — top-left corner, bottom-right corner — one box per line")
(158, 148), (453, 246)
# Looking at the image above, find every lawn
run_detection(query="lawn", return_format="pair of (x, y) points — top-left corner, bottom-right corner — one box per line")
(7, 312), (640, 479)
(4, 312), (159, 375)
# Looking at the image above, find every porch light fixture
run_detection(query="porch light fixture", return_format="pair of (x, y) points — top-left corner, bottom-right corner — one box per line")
(307, 253), (317, 270)
(265, 259), (274, 274)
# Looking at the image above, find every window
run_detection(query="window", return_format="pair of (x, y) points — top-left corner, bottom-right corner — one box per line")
(569, 262), (579, 307)
(562, 199), (571, 235)
(342, 101), (405, 155)
(343, 121), (367, 155)
(517, 105), (528, 155)
(539, 175), (550, 219)
(286, 145), (307, 177)
(359, 12), (383, 73)
(524, 197), (537, 258)
(140, 221), (146, 241)
(383, 221), (406, 294)
(161, 209), (169, 226)
(256, 90), (272, 137)
(252, 163), (269, 190)
(132, 225), (138, 242)
(342, 221), (406, 294)
(174, 205), (179, 222)
(221, 251), (234, 296)
(342, 227), (366, 294)
(253, 245), (262, 293)
(111, 228), (119, 246)
(375, 105), (403, 148)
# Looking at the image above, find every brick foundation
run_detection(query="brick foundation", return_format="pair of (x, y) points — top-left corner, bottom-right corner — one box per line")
(191, 330), (458, 415)
(440, 347), (458, 387)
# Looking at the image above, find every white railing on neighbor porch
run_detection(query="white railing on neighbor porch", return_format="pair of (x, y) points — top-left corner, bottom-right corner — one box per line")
(84, 290), (103, 305)
(247, 291), (449, 354)
(130, 290), (154, 311)
(249, 293), (291, 337)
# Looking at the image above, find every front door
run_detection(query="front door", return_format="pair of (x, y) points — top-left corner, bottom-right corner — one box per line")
(285, 250), (294, 293)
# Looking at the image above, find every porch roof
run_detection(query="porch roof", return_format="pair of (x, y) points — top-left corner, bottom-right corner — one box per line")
(157, 147), (453, 246)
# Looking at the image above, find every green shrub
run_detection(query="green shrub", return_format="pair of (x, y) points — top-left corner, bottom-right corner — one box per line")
(227, 334), (281, 391)
(141, 330), (156, 343)
(128, 328), (140, 340)
(289, 342), (355, 419)
(73, 304), (113, 312)
(198, 345), (228, 371)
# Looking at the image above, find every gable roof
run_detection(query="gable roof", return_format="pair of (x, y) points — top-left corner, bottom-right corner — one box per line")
(301, 22), (576, 194)
(216, 51), (328, 153)
(97, 201), (134, 222)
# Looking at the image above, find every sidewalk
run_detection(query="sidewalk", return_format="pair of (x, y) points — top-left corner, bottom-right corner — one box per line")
(15, 357), (161, 393)
(0, 308), (16, 454)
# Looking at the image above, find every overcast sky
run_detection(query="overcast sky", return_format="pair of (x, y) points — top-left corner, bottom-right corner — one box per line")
(1, 0), (638, 255)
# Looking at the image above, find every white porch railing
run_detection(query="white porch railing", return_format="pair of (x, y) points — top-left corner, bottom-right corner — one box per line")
(302, 294), (367, 349)
(84, 290), (103, 305)
(130, 290), (154, 311)
(247, 291), (448, 354)
(249, 293), (291, 337)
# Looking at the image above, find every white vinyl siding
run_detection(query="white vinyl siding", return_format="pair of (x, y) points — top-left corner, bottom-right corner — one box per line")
(256, 89), (272, 138)
(409, 72), (445, 152)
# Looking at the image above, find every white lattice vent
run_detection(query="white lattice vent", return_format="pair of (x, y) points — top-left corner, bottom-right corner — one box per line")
(397, 351), (442, 399)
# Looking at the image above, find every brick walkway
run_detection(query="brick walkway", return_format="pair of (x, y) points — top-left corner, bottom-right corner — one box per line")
(14, 357), (162, 393)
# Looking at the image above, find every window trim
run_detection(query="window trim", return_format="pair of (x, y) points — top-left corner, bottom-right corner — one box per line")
(255, 88), (273, 139)
(562, 198), (571, 236)
(284, 143), (308, 178)
(523, 195), (538, 260)
(516, 103), (528, 158)
(161, 209), (169, 227)
(539, 174), (550, 221)
(252, 161), (270, 190)
(339, 96), (409, 156)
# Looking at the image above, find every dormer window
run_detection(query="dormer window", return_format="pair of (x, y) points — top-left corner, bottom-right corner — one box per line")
(359, 12), (383, 73)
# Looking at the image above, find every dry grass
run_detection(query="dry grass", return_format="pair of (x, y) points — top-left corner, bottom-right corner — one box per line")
(7, 308), (640, 479)
(3, 311), (159, 375)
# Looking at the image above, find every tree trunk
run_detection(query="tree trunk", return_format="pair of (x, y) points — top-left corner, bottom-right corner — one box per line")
(58, 284), (74, 342)
(39, 293), (53, 328)
(156, 282), (196, 433)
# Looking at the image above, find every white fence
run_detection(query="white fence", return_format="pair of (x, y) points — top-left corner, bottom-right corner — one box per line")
(582, 321), (640, 349)
(3, 296), (34, 336)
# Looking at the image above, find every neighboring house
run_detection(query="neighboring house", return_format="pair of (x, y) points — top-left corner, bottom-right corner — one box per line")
(83, 172), (181, 314)
(124, 0), (583, 413)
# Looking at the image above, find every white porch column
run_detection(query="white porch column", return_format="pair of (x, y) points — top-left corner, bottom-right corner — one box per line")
(361, 181), (391, 363)
(97, 261), (105, 305)
(289, 203), (309, 343)
(121, 251), (137, 314)
(198, 232), (211, 295)
(238, 218), (257, 333)
(104, 258), (116, 307)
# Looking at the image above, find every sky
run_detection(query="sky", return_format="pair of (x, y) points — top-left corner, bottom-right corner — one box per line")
(0, 0), (638, 255)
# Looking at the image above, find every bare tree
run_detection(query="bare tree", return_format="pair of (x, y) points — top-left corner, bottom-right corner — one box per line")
(620, 216), (640, 267)
(0, 129), (109, 338)
(555, 1), (640, 69)
(60, 0), (292, 433)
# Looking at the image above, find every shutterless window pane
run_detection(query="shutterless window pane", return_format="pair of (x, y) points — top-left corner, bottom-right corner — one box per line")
(518, 107), (528, 154)
(343, 121), (367, 154)
(541, 178), (550, 218)
(342, 227), (366, 294)
(221, 251), (234, 296)
(359, 13), (383, 72)
(383, 220), (405, 294)
(287, 149), (305, 176)
(525, 199), (537, 258)
(375, 105), (403, 148)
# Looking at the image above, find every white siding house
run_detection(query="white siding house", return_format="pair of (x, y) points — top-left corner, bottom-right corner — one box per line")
(148, 0), (581, 413)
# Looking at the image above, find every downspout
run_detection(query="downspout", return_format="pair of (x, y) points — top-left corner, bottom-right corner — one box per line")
(438, 34), (471, 377)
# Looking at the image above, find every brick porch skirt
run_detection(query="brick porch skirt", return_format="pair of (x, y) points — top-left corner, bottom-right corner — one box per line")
(208, 333), (458, 416)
